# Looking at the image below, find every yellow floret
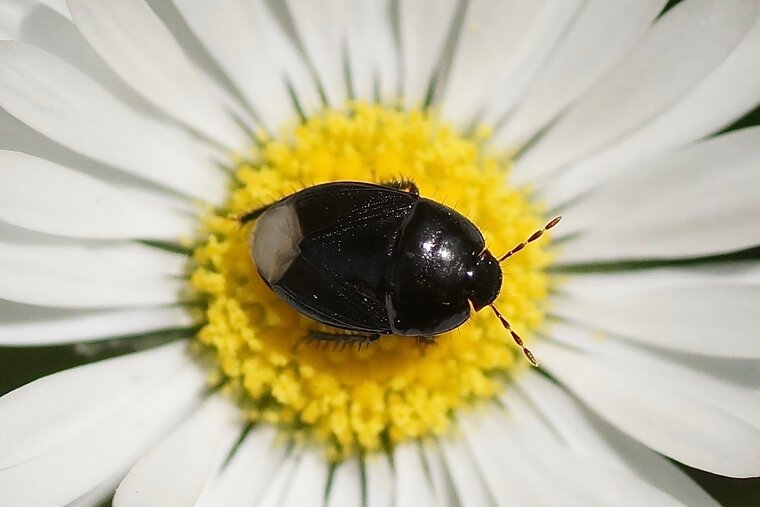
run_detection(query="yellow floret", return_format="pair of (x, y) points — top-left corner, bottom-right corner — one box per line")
(190, 103), (554, 459)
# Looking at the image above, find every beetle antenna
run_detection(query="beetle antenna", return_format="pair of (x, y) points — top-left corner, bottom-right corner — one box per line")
(498, 216), (561, 263)
(489, 305), (539, 367)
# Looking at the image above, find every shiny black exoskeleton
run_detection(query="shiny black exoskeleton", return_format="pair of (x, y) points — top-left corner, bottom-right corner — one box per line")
(243, 181), (559, 362)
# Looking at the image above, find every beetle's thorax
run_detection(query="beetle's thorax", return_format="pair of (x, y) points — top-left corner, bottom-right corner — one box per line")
(387, 199), (488, 336)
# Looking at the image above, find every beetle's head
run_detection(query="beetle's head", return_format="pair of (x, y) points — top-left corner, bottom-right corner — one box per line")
(466, 250), (502, 311)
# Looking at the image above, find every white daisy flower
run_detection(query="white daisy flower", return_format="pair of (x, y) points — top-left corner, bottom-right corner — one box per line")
(1, 0), (759, 506)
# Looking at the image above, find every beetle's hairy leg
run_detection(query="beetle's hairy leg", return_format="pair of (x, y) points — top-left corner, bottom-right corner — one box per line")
(235, 203), (274, 224)
(414, 335), (437, 355)
(380, 178), (420, 196)
(306, 330), (381, 349)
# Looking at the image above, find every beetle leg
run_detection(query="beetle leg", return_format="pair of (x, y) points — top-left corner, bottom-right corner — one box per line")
(306, 330), (381, 348)
(237, 203), (274, 224)
(380, 178), (420, 196)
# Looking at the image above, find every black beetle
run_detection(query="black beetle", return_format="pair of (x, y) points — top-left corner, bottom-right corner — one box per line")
(241, 181), (559, 365)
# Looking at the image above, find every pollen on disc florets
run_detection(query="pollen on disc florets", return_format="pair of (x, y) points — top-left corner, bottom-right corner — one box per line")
(190, 102), (554, 460)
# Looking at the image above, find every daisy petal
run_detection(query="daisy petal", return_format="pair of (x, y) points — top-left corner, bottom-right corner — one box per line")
(419, 444), (455, 506)
(364, 453), (393, 507)
(514, 0), (760, 183)
(67, 0), (248, 150)
(171, 0), (297, 133)
(455, 0), (584, 129)
(0, 41), (226, 203)
(67, 472), (123, 507)
(195, 427), (287, 507)
(279, 450), (330, 506)
(440, 0), (545, 126)
(325, 458), (361, 507)
(0, 0), (68, 39)
(0, 351), (206, 507)
(114, 396), (243, 507)
(498, 391), (688, 505)
(0, 300), (194, 346)
(517, 370), (720, 507)
(0, 230), (185, 309)
(345, 0), (398, 102)
(493, 0), (667, 148)
(439, 436), (494, 507)
(286, 0), (348, 108)
(555, 127), (760, 262)
(394, 442), (437, 507)
(0, 151), (194, 240)
(255, 451), (301, 507)
(543, 16), (760, 206)
(398, 0), (458, 109)
(543, 323), (760, 432)
(0, 342), (188, 469)
(554, 266), (760, 357)
(536, 335), (760, 477)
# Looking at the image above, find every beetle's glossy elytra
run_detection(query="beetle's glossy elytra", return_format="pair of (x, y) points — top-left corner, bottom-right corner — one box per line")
(244, 181), (559, 362)
(248, 182), (499, 337)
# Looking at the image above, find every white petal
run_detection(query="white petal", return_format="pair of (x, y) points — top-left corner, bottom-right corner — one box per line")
(172, 0), (297, 133)
(0, 151), (194, 240)
(452, 0), (584, 129)
(466, 391), (682, 506)
(67, 471), (123, 507)
(345, 0), (399, 102)
(194, 426), (287, 507)
(418, 443), (455, 506)
(398, 0), (458, 109)
(15, 4), (163, 121)
(255, 450), (301, 507)
(393, 442), (437, 507)
(286, 0), (348, 108)
(0, 0), (69, 39)
(96, 242), (188, 278)
(114, 395), (243, 507)
(498, 390), (687, 505)
(460, 407), (561, 506)
(0, 41), (226, 203)
(438, 433), (495, 507)
(541, 323), (760, 431)
(517, 370), (721, 507)
(279, 449), (330, 507)
(542, 15), (760, 207)
(0, 225), (185, 308)
(0, 342), (188, 469)
(555, 127), (760, 262)
(0, 353), (206, 507)
(253, 0), (322, 116)
(0, 108), (195, 214)
(514, 0), (760, 183)
(0, 300), (195, 345)
(535, 335), (760, 477)
(67, 0), (248, 149)
(553, 267), (760, 357)
(440, 0), (544, 126)
(325, 458), (361, 507)
(364, 453), (393, 507)
(493, 0), (666, 148)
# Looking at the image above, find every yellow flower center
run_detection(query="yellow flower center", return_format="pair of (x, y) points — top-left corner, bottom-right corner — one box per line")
(190, 103), (554, 460)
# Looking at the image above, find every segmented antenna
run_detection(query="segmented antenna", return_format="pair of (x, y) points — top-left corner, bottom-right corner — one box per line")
(498, 216), (561, 263)
(490, 305), (538, 367)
